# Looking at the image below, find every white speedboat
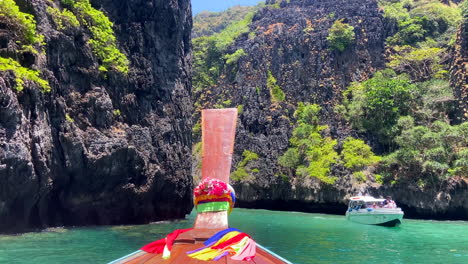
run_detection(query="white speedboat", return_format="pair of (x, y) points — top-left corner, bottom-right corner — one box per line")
(345, 196), (404, 226)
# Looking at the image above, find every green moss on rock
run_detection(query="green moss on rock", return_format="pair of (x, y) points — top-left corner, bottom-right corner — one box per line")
(267, 71), (285, 102)
(0, 0), (44, 50)
(231, 150), (259, 181)
(327, 19), (355, 52)
(47, 6), (80, 30)
(62, 0), (129, 73)
(0, 57), (50, 92)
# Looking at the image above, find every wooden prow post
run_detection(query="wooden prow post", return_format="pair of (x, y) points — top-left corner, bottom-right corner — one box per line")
(193, 108), (238, 229)
(111, 107), (291, 263)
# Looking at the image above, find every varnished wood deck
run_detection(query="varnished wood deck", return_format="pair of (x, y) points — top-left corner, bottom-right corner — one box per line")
(110, 228), (291, 264)
(110, 244), (289, 264)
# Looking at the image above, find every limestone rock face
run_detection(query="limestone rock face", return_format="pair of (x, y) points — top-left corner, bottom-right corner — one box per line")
(368, 177), (468, 220)
(196, 0), (386, 210)
(450, 10), (468, 123)
(196, 0), (468, 220)
(0, 0), (192, 233)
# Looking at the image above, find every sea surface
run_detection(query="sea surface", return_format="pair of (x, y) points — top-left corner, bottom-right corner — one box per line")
(1, 208), (468, 264)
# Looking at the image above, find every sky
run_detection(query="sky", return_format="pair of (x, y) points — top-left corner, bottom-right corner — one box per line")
(192, 0), (264, 15)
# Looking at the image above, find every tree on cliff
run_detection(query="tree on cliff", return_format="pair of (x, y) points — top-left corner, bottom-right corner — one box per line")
(278, 103), (339, 184)
(381, 118), (467, 187)
(279, 103), (380, 184)
(327, 19), (355, 52)
(339, 70), (415, 152)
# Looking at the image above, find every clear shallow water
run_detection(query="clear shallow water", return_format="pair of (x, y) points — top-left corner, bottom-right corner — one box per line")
(1, 209), (468, 264)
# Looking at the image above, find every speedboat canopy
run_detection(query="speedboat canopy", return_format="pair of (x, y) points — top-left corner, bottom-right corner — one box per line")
(349, 196), (385, 203)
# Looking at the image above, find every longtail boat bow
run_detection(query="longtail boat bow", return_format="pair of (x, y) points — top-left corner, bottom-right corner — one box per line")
(109, 109), (291, 264)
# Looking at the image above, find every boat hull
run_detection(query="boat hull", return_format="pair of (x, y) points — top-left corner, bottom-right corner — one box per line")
(346, 209), (404, 226)
(376, 218), (402, 227)
(108, 243), (291, 264)
(108, 228), (291, 263)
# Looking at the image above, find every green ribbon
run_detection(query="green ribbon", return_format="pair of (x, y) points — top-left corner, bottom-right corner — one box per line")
(197, 202), (230, 213)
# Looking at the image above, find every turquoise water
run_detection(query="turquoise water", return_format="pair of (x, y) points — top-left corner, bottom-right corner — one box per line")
(1, 209), (468, 264)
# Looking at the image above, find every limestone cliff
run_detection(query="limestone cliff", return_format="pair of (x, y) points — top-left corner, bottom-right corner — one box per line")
(451, 1), (468, 122)
(194, 0), (385, 209)
(193, 0), (468, 220)
(193, 5), (256, 39)
(0, 0), (192, 233)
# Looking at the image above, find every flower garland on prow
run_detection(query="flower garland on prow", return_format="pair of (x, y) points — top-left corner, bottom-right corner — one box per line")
(194, 177), (235, 214)
(189, 179), (256, 261)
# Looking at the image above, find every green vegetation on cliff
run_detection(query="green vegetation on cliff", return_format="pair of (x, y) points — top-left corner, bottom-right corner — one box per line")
(341, 138), (381, 171)
(0, 0), (44, 49)
(193, 10), (255, 93)
(193, 37), (223, 92)
(191, 0), (467, 189)
(0, 0), (49, 92)
(224, 49), (247, 65)
(61, 0), (129, 73)
(0, 57), (50, 92)
(334, 0), (467, 186)
(382, 119), (467, 186)
(193, 6), (256, 38)
(231, 150), (260, 181)
(380, 0), (461, 46)
(278, 103), (380, 184)
(267, 71), (286, 102)
(339, 69), (414, 151)
(211, 11), (255, 50)
(47, 6), (80, 30)
(339, 69), (466, 183)
(387, 46), (445, 81)
(279, 103), (380, 184)
(463, 0), (468, 23)
(327, 19), (355, 52)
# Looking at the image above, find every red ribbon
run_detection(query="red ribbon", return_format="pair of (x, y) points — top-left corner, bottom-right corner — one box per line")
(141, 228), (193, 253)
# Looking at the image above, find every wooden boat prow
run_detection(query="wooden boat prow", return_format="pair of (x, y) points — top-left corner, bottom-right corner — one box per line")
(109, 109), (291, 264)
(110, 229), (291, 264)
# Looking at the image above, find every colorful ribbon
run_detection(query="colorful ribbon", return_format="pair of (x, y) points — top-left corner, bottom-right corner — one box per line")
(141, 228), (193, 259)
(140, 228), (257, 261)
(197, 201), (230, 213)
(193, 178), (235, 214)
(187, 228), (256, 261)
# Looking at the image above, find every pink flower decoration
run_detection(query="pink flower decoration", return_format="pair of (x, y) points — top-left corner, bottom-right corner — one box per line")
(194, 177), (230, 197)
